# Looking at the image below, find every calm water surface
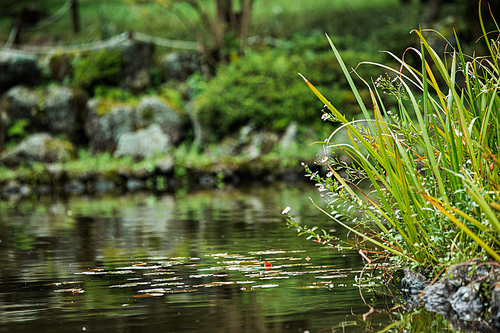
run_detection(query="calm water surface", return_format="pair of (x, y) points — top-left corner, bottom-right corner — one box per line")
(0, 183), (404, 332)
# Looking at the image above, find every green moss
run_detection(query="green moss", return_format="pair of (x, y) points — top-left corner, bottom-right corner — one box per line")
(92, 98), (138, 117)
(72, 49), (125, 89)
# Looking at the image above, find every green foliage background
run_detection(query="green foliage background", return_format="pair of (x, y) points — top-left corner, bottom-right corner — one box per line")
(192, 34), (386, 141)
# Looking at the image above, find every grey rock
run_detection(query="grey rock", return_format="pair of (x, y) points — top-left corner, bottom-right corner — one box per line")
(86, 99), (137, 152)
(159, 52), (201, 82)
(0, 51), (40, 92)
(242, 130), (279, 159)
(4, 85), (39, 119)
(0, 133), (74, 166)
(115, 40), (155, 92)
(4, 84), (88, 140)
(39, 53), (74, 82)
(63, 180), (86, 194)
(136, 96), (184, 143)
(44, 85), (87, 138)
(449, 284), (483, 321)
(126, 178), (145, 191)
(401, 269), (427, 310)
(2, 179), (22, 197)
(423, 282), (453, 314)
(492, 287), (500, 331)
(114, 124), (170, 159)
(35, 184), (52, 195)
(156, 155), (174, 173)
(93, 178), (116, 192)
(280, 122), (298, 150)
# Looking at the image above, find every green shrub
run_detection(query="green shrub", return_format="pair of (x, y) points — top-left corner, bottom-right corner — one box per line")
(192, 44), (386, 142)
(72, 49), (125, 89)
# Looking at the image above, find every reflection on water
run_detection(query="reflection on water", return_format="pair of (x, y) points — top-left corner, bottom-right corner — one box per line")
(0, 183), (453, 332)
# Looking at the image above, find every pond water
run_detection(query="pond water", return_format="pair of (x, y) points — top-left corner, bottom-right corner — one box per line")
(0, 183), (451, 332)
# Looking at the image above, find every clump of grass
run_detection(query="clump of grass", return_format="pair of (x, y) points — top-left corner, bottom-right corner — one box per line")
(286, 10), (500, 274)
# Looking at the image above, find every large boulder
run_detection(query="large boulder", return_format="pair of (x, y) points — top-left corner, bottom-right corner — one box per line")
(85, 99), (137, 152)
(44, 85), (88, 139)
(0, 132), (74, 166)
(158, 52), (202, 82)
(116, 40), (155, 92)
(136, 96), (184, 143)
(0, 51), (40, 93)
(40, 53), (74, 82)
(3, 84), (88, 141)
(114, 123), (170, 159)
(85, 95), (185, 152)
(3, 85), (39, 119)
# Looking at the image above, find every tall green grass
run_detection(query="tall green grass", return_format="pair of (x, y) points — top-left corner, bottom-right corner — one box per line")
(286, 8), (500, 273)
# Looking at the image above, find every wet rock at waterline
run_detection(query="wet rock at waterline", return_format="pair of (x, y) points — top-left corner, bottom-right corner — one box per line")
(401, 269), (428, 311)
(0, 51), (41, 92)
(403, 260), (499, 332)
(0, 133), (74, 166)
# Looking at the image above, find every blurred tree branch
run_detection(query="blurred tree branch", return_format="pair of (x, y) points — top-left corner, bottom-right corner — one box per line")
(144, 0), (254, 70)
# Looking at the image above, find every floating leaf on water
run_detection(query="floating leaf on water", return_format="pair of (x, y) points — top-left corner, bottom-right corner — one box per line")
(163, 289), (197, 293)
(109, 282), (151, 288)
(109, 270), (135, 275)
(193, 281), (235, 288)
(138, 288), (168, 293)
(315, 275), (348, 279)
(160, 261), (184, 266)
(54, 288), (85, 294)
(116, 265), (162, 270)
(206, 253), (242, 258)
(189, 274), (228, 278)
(75, 270), (107, 275)
(153, 275), (183, 282)
(251, 284), (279, 289)
(219, 260), (260, 265)
(151, 282), (185, 287)
(248, 250), (288, 255)
(133, 293), (164, 298)
(280, 263), (313, 268)
(45, 281), (83, 286)
(143, 271), (176, 276)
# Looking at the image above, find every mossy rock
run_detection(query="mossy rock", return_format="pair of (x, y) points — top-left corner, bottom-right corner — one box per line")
(72, 49), (125, 89)
(0, 133), (74, 167)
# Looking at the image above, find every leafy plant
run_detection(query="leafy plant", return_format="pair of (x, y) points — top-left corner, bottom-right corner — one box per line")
(7, 119), (30, 140)
(287, 9), (500, 274)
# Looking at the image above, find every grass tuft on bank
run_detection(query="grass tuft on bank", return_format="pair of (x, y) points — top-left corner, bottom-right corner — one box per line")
(285, 14), (500, 274)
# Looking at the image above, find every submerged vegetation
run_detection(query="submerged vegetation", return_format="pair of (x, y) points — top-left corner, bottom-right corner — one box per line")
(285, 8), (500, 274)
